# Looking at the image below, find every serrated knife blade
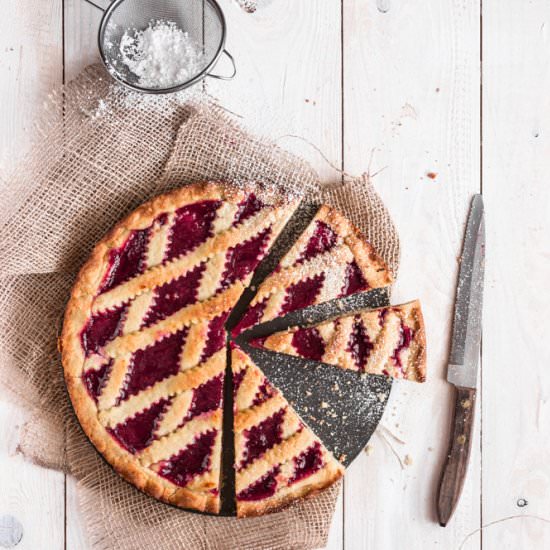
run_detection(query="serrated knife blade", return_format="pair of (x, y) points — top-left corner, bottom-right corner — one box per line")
(447, 194), (485, 388)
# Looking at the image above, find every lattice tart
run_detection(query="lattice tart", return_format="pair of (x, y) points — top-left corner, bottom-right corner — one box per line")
(61, 183), (298, 513)
(61, 181), (404, 515)
(251, 300), (427, 382)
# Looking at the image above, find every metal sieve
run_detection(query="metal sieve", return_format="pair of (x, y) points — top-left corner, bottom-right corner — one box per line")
(85, 0), (236, 93)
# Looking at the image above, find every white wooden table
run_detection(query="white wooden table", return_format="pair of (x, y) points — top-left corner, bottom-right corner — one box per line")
(1, 1), (549, 549)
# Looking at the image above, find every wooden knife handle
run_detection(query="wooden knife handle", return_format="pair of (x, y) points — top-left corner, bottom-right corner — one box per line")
(436, 386), (476, 527)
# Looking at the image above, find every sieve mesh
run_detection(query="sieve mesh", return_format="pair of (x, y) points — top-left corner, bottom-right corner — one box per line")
(99, 0), (226, 92)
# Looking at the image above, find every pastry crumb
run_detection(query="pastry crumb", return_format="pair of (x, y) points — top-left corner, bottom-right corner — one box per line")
(364, 444), (374, 456)
(404, 454), (413, 466)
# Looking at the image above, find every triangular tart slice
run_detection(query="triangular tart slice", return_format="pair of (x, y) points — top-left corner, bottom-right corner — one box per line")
(252, 300), (426, 382)
(62, 183), (298, 513)
(233, 205), (393, 335)
(232, 346), (344, 517)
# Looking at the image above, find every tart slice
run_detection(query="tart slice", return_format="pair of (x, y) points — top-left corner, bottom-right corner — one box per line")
(62, 183), (298, 513)
(232, 346), (344, 517)
(233, 205), (393, 335)
(252, 300), (426, 382)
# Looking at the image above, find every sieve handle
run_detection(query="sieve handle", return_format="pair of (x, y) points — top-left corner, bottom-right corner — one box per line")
(207, 50), (237, 81)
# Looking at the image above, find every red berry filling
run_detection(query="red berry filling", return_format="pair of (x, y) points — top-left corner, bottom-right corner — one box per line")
(237, 466), (280, 501)
(108, 398), (170, 454)
(280, 274), (325, 315)
(165, 200), (221, 262)
(378, 307), (389, 327)
(233, 194), (265, 225)
(297, 221), (337, 263)
(248, 336), (267, 349)
(118, 328), (188, 402)
(251, 379), (274, 407)
(340, 260), (369, 297)
(289, 442), (323, 484)
(82, 360), (113, 402)
(142, 263), (205, 327)
(391, 322), (413, 369)
(240, 409), (285, 469)
(347, 317), (373, 371)
(200, 312), (229, 363)
(81, 303), (127, 356)
(100, 228), (151, 294)
(158, 429), (217, 487)
(232, 298), (268, 335)
(184, 375), (223, 422)
(219, 227), (272, 289)
(291, 327), (325, 361)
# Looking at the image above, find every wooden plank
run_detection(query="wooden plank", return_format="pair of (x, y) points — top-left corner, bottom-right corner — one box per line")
(207, 2), (344, 547)
(66, 475), (90, 550)
(0, 1), (64, 170)
(62, 1), (344, 547)
(205, 0), (342, 184)
(342, 1), (481, 548)
(0, 401), (65, 550)
(482, 1), (550, 548)
(63, 2), (103, 547)
(326, 485), (344, 550)
(0, 2), (65, 549)
(64, 0), (102, 83)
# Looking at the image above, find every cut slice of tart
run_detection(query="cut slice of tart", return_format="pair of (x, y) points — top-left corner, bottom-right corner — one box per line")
(61, 183), (298, 513)
(232, 346), (344, 517)
(233, 205), (393, 335)
(252, 300), (426, 382)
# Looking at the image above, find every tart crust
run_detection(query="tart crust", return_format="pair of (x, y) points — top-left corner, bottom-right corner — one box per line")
(60, 182), (406, 516)
(61, 182), (296, 513)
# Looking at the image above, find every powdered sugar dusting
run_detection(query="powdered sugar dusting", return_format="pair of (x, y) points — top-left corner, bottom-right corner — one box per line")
(242, 343), (391, 466)
(118, 20), (205, 89)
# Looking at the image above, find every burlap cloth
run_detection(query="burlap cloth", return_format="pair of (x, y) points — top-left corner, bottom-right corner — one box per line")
(0, 64), (399, 550)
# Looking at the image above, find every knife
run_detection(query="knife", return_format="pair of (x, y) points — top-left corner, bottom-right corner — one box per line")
(437, 194), (485, 527)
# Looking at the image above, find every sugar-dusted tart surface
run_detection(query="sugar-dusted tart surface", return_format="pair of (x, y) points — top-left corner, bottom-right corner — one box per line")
(253, 300), (426, 382)
(233, 204), (393, 335)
